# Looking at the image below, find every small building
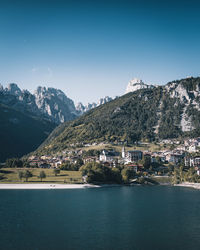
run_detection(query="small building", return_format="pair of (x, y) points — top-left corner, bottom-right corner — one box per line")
(128, 152), (142, 163)
(83, 156), (97, 164)
(197, 168), (200, 176)
(125, 164), (138, 172)
(151, 156), (157, 163)
(122, 147), (143, 163)
(39, 162), (51, 168)
(185, 156), (200, 167)
(188, 145), (197, 153)
(99, 150), (117, 163)
(166, 153), (183, 164)
(129, 151), (142, 162)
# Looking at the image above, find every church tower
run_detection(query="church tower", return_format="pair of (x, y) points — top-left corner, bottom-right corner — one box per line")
(122, 146), (126, 158)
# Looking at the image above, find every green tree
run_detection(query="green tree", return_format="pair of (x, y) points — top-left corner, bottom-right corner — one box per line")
(184, 167), (199, 183)
(74, 158), (84, 170)
(80, 162), (122, 184)
(5, 158), (23, 168)
(24, 170), (33, 182)
(172, 166), (185, 184)
(53, 169), (60, 176)
(121, 167), (135, 183)
(39, 171), (46, 182)
(18, 171), (24, 181)
(111, 167), (122, 183)
(23, 161), (30, 168)
(141, 155), (151, 169)
(60, 161), (73, 171)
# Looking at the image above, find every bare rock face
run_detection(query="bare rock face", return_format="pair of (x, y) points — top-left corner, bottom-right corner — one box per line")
(0, 83), (78, 124)
(164, 78), (200, 132)
(6, 83), (22, 96)
(34, 87), (77, 123)
(124, 77), (200, 134)
(76, 102), (86, 114)
(98, 96), (113, 106)
(125, 78), (154, 94)
(0, 84), (3, 92)
(0, 83), (113, 121)
(76, 96), (113, 115)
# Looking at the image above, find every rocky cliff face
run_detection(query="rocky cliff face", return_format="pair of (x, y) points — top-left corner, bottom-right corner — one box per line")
(0, 84), (77, 124)
(125, 78), (155, 94)
(124, 77), (200, 133)
(0, 84), (3, 92)
(34, 86), (77, 123)
(76, 96), (113, 115)
(0, 83), (115, 121)
(164, 77), (200, 132)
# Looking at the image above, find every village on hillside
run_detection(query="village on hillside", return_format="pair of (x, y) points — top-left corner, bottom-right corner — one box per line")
(27, 137), (200, 179)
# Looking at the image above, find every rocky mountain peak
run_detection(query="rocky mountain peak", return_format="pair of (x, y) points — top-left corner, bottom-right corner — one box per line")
(6, 83), (22, 96)
(76, 96), (113, 115)
(0, 84), (3, 92)
(76, 102), (86, 114)
(125, 78), (154, 94)
(35, 86), (71, 102)
(35, 86), (47, 96)
(0, 83), (78, 124)
(98, 96), (112, 106)
(34, 86), (77, 123)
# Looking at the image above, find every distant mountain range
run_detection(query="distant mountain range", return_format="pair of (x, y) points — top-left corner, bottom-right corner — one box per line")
(0, 83), (77, 124)
(76, 96), (113, 115)
(2, 77), (200, 160)
(34, 77), (200, 156)
(0, 83), (114, 161)
(0, 83), (114, 123)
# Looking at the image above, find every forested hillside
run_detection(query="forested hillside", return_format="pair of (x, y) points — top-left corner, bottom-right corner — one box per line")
(35, 77), (200, 155)
(0, 104), (56, 161)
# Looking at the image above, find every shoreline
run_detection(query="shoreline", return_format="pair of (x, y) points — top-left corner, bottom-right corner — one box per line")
(0, 183), (100, 189)
(2, 182), (198, 190)
(174, 182), (200, 190)
(0, 182), (169, 189)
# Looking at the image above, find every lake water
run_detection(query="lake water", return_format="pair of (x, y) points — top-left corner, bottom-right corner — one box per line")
(1, 186), (200, 250)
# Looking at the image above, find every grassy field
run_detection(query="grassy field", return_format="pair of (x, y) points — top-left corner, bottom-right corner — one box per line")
(81, 142), (170, 153)
(151, 176), (172, 184)
(0, 168), (83, 184)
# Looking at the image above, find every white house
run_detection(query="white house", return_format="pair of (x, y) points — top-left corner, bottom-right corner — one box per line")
(188, 145), (197, 153)
(99, 150), (116, 163)
(122, 147), (143, 163)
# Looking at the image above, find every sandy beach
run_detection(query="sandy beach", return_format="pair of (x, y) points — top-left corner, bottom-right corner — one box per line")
(0, 183), (100, 189)
(174, 182), (200, 190)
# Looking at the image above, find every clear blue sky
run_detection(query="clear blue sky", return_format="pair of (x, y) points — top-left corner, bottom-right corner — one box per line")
(0, 0), (200, 104)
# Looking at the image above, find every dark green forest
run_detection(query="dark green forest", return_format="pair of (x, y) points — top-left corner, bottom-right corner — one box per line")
(0, 103), (56, 162)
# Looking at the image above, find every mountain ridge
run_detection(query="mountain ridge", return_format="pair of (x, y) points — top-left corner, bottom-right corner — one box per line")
(34, 76), (200, 155)
(0, 83), (77, 124)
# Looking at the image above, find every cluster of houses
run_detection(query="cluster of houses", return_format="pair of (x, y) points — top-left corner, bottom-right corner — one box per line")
(28, 155), (64, 168)
(27, 137), (200, 175)
(99, 147), (184, 165)
(99, 148), (143, 164)
(160, 137), (200, 153)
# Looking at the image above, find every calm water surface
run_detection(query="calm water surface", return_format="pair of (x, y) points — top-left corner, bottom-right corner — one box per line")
(0, 186), (200, 250)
